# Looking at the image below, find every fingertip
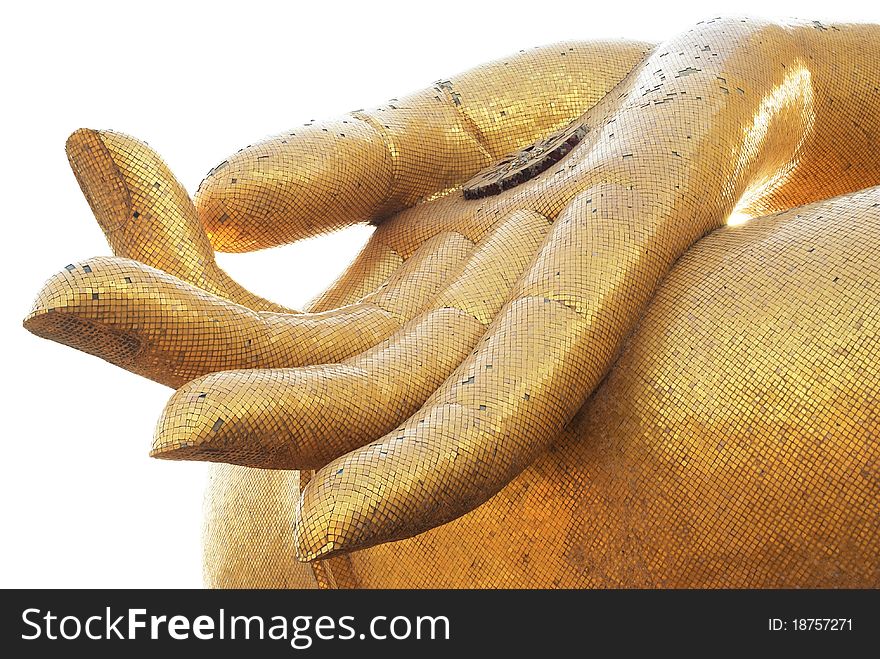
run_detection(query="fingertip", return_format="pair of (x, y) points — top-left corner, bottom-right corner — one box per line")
(152, 373), (239, 460)
(293, 460), (383, 561)
(23, 259), (144, 362)
(293, 495), (342, 562)
(65, 127), (97, 155)
(152, 373), (295, 469)
(65, 128), (131, 234)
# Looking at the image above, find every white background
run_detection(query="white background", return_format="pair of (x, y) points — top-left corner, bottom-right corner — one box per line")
(2, 0), (877, 588)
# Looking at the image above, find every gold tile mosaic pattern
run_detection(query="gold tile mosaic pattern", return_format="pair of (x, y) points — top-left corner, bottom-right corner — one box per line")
(24, 18), (880, 587)
(350, 186), (880, 588)
(194, 40), (652, 253)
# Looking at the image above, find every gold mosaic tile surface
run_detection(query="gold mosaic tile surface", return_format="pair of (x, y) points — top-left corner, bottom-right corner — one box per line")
(24, 18), (880, 587)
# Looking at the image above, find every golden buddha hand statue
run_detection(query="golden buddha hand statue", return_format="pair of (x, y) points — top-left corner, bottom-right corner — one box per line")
(24, 17), (880, 588)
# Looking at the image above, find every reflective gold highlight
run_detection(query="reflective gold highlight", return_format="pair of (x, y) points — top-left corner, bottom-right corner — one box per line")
(294, 18), (880, 561)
